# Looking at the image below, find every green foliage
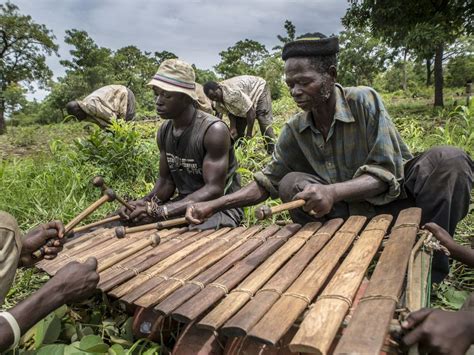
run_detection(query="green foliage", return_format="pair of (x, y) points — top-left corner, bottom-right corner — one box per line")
(273, 20), (296, 51)
(338, 27), (393, 87)
(215, 39), (269, 78)
(193, 65), (218, 85)
(446, 55), (474, 87)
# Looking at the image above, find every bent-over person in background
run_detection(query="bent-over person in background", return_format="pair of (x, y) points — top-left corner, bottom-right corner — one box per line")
(66, 84), (136, 129)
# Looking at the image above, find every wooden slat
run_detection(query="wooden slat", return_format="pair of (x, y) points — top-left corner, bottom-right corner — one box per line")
(154, 226), (281, 316)
(197, 222), (322, 331)
(289, 214), (393, 354)
(221, 218), (343, 337)
(334, 207), (421, 354)
(247, 216), (367, 346)
(171, 224), (301, 324)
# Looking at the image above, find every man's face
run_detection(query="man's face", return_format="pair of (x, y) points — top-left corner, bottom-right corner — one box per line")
(206, 88), (223, 103)
(284, 57), (335, 112)
(153, 87), (190, 119)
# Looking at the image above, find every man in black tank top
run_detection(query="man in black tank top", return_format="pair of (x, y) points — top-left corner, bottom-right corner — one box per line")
(119, 59), (242, 229)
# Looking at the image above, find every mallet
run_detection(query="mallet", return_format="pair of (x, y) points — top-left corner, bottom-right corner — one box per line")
(114, 217), (188, 238)
(72, 214), (121, 234)
(255, 199), (306, 220)
(97, 233), (161, 272)
(92, 176), (135, 211)
(32, 188), (117, 258)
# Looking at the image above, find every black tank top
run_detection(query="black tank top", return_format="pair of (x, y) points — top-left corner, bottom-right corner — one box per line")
(157, 110), (241, 197)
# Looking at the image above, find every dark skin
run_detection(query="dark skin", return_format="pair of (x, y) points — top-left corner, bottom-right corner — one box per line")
(401, 223), (474, 354)
(0, 221), (99, 350)
(119, 87), (232, 223)
(186, 57), (387, 224)
(206, 87), (257, 138)
(65, 101), (87, 121)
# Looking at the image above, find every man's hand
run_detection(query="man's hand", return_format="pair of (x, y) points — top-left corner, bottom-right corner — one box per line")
(49, 257), (99, 304)
(185, 202), (215, 225)
(402, 308), (474, 355)
(293, 184), (336, 218)
(423, 222), (456, 250)
(118, 199), (155, 224)
(20, 221), (66, 267)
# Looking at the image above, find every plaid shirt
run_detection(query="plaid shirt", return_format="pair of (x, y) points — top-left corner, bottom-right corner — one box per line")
(255, 84), (413, 215)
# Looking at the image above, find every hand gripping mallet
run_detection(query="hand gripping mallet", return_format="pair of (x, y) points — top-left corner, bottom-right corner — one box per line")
(255, 199), (307, 220)
(92, 176), (135, 211)
(114, 217), (188, 238)
(32, 188), (117, 258)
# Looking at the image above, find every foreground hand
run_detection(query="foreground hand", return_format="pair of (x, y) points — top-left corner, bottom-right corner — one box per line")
(20, 221), (66, 267)
(423, 222), (455, 250)
(49, 257), (99, 304)
(402, 308), (474, 355)
(118, 199), (146, 221)
(185, 202), (214, 225)
(293, 184), (336, 218)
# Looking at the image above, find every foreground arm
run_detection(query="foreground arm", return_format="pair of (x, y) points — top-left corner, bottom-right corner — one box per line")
(402, 307), (474, 355)
(0, 258), (99, 351)
(186, 181), (269, 224)
(423, 223), (474, 267)
(294, 174), (387, 218)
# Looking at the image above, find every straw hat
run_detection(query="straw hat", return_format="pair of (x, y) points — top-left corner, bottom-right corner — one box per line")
(147, 58), (198, 101)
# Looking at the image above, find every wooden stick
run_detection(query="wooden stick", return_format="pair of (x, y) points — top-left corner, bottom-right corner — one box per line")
(220, 218), (343, 338)
(72, 215), (121, 234)
(92, 176), (135, 211)
(197, 222), (323, 331)
(114, 217), (187, 238)
(289, 214), (393, 354)
(32, 189), (116, 259)
(247, 215), (367, 346)
(255, 200), (305, 220)
(171, 224), (301, 324)
(97, 234), (161, 272)
(334, 208), (421, 354)
(154, 226), (280, 316)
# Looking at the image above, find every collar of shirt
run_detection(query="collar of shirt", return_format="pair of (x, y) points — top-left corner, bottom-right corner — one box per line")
(297, 83), (355, 134)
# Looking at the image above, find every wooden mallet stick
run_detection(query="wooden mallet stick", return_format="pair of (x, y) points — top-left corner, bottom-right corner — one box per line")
(72, 214), (121, 234)
(255, 199), (306, 220)
(32, 189), (117, 259)
(92, 176), (135, 211)
(114, 217), (188, 238)
(97, 233), (161, 272)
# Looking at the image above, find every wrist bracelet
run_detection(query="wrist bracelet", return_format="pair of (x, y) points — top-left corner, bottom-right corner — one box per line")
(0, 311), (21, 349)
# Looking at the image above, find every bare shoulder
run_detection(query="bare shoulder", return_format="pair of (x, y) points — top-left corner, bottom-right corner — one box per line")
(203, 120), (231, 154)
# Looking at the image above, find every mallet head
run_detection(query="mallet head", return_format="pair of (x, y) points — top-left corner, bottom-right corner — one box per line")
(255, 205), (272, 220)
(115, 226), (126, 238)
(104, 188), (117, 202)
(150, 234), (161, 247)
(92, 176), (106, 189)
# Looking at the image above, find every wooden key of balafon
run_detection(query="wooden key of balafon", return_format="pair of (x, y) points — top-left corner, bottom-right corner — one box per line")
(255, 200), (306, 220)
(92, 176), (135, 211)
(114, 217), (188, 238)
(97, 233), (161, 272)
(32, 188), (117, 259)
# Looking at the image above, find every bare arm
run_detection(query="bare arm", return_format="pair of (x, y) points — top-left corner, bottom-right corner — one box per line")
(186, 181), (269, 224)
(0, 258), (99, 351)
(245, 106), (256, 137)
(295, 174), (387, 218)
(424, 223), (474, 268)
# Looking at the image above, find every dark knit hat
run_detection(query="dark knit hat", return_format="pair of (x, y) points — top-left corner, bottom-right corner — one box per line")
(282, 32), (339, 60)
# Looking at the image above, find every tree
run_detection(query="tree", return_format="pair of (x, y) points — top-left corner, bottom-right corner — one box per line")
(445, 55), (474, 88)
(0, 1), (58, 133)
(215, 39), (269, 78)
(338, 27), (392, 87)
(273, 20), (296, 50)
(192, 65), (218, 84)
(343, 0), (473, 106)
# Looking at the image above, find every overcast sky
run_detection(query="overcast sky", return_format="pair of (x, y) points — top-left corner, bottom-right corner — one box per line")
(11, 0), (349, 99)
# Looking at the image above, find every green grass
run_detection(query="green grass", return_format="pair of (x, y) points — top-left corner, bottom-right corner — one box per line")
(0, 96), (473, 353)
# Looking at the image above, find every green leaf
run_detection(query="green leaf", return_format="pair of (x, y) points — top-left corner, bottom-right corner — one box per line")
(34, 313), (62, 347)
(442, 287), (469, 309)
(37, 344), (66, 355)
(79, 334), (110, 353)
(108, 344), (125, 355)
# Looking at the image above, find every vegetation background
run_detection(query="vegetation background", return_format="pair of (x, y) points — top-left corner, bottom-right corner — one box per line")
(0, 0), (473, 353)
